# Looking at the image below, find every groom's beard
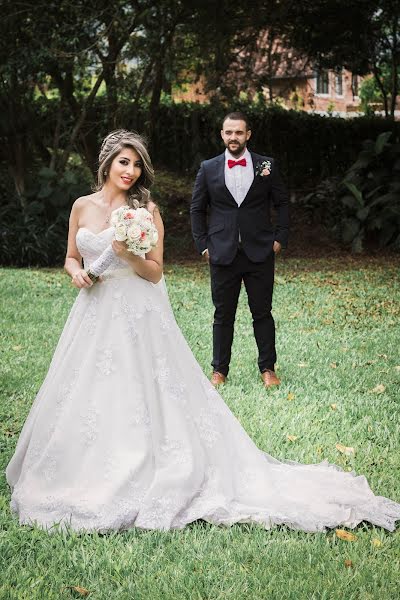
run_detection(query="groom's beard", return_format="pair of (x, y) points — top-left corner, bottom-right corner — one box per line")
(225, 141), (246, 157)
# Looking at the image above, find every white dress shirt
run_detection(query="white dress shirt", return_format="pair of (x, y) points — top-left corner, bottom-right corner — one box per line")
(224, 147), (254, 206)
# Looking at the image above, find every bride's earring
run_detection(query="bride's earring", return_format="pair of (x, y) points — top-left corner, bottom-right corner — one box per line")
(104, 170), (107, 176)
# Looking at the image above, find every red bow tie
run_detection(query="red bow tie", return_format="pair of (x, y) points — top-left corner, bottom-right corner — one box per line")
(228, 158), (247, 169)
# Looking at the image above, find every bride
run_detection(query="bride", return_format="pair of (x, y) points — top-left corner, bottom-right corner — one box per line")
(6, 130), (400, 533)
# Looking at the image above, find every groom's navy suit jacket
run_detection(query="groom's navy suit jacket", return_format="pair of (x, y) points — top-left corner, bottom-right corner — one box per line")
(190, 151), (290, 265)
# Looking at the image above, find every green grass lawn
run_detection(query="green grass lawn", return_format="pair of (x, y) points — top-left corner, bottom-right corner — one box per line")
(1, 257), (399, 600)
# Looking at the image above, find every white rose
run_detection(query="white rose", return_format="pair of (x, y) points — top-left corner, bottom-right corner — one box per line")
(140, 240), (151, 253)
(150, 228), (159, 245)
(127, 224), (142, 242)
(115, 222), (127, 241)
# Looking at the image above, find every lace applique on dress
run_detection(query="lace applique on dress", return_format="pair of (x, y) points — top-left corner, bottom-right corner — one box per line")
(145, 296), (172, 333)
(160, 437), (191, 467)
(112, 294), (144, 338)
(153, 356), (170, 388)
(96, 348), (115, 376)
(80, 403), (100, 446)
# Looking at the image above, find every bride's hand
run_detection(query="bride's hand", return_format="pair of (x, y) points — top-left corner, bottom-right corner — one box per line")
(71, 269), (93, 288)
(112, 240), (132, 261)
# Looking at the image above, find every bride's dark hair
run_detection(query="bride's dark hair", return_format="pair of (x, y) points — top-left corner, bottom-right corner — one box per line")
(96, 130), (155, 208)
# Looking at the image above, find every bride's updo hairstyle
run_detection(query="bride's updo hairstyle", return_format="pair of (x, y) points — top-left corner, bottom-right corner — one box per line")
(96, 129), (155, 208)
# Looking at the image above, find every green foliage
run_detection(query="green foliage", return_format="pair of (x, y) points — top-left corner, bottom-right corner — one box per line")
(339, 131), (400, 252)
(145, 101), (400, 188)
(1, 261), (400, 598)
(297, 176), (343, 238)
(359, 75), (388, 114)
(0, 169), (91, 267)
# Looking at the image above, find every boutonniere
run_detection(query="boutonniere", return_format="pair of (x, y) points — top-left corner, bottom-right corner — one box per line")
(255, 160), (272, 177)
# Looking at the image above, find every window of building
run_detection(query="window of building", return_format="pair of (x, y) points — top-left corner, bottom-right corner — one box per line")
(335, 70), (343, 95)
(316, 70), (329, 94)
(351, 74), (359, 97)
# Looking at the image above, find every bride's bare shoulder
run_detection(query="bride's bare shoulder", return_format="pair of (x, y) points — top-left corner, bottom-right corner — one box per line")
(71, 192), (100, 216)
(73, 192), (100, 209)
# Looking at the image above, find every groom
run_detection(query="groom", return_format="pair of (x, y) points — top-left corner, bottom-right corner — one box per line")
(190, 111), (289, 388)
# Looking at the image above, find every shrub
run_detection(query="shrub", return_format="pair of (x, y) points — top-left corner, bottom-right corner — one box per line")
(0, 168), (91, 267)
(339, 131), (400, 252)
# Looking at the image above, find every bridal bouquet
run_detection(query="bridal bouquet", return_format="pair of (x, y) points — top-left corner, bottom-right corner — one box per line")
(110, 206), (159, 256)
(87, 206), (158, 282)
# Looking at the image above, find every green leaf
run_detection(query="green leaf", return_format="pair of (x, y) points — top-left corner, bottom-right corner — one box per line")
(350, 149), (374, 170)
(375, 131), (392, 155)
(344, 182), (363, 206)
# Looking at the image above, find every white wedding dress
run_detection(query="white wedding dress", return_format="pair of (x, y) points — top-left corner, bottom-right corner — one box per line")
(6, 227), (400, 532)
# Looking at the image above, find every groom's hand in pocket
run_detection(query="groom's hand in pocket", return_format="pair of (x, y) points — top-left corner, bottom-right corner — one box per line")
(273, 241), (282, 254)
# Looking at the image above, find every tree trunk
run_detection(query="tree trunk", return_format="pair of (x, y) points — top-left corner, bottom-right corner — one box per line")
(147, 58), (165, 150)
(103, 62), (118, 129)
(59, 71), (104, 173)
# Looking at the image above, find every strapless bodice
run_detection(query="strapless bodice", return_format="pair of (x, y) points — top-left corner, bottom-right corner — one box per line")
(76, 227), (127, 272)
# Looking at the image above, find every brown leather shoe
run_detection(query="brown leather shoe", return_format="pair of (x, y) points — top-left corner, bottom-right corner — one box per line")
(261, 369), (281, 388)
(210, 371), (226, 386)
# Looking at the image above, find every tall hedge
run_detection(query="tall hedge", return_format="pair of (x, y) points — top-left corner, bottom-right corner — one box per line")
(22, 98), (400, 192)
(1, 99), (400, 266)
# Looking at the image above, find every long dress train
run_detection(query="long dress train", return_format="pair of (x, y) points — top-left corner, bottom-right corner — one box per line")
(6, 227), (400, 532)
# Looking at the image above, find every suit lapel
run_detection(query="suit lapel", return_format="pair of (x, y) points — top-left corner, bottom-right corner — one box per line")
(240, 152), (263, 207)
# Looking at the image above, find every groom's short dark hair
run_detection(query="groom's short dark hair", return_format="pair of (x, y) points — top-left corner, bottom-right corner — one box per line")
(222, 112), (251, 130)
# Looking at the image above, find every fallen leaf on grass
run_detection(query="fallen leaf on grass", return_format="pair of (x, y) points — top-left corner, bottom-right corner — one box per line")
(371, 538), (383, 547)
(12, 345), (22, 351)
(395, 366), (400, 372)
(287, 392), (295, 401)
(330, 403), (337, 410)
(335, 443), (355, 456)
(297, 362), (308, 368)
(336, 529), (357, 542)
(373, 377), (387, 390)
(287, 435), (298, 442)
(372, 384), (385, 394)
(344, 559), (353, 567)
(64, 587), (91, 597)
(330, 362), (337, 369)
